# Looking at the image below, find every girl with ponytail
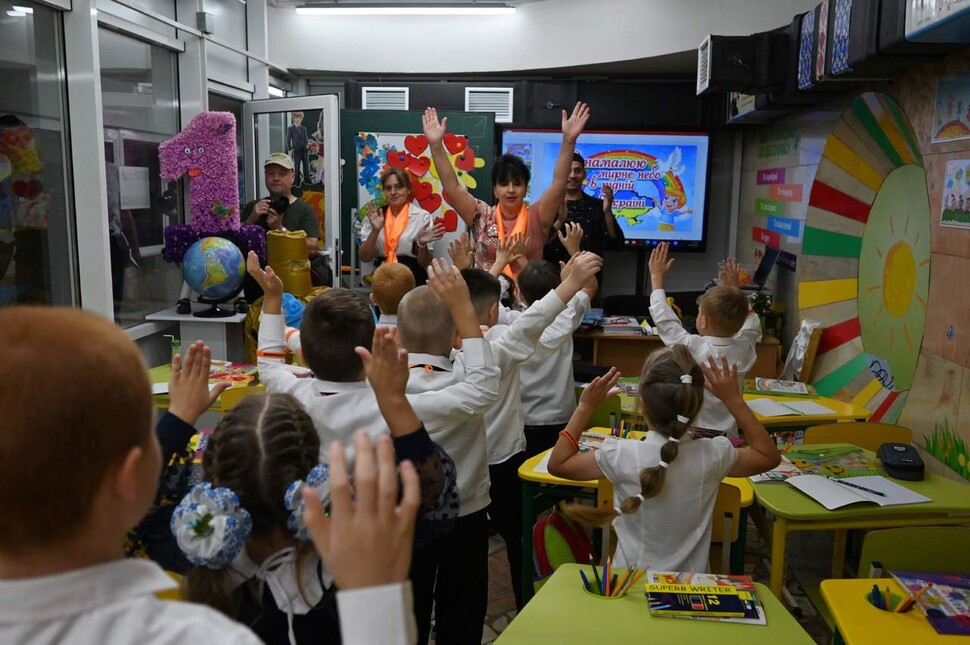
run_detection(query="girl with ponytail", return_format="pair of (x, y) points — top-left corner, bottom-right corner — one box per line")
(548, 346), (781, 573)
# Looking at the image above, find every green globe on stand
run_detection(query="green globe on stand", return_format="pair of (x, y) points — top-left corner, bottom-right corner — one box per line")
(182, 236), (246, 317)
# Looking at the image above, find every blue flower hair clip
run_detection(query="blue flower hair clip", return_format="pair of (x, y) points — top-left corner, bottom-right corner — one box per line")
(171, 482), (252, 569)
(284, 464), (331, 541)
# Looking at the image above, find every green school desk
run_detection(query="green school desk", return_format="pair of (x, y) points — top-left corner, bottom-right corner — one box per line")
(619, 392), (871, 429)
(752, 444), (970, 599)
(517, 440), (754, 605)
(495, 563), (814, 645)
(149, 364), (264, 413)
(821, 578), (967, 644)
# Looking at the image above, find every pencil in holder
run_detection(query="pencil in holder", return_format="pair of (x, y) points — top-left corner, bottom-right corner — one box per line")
(865, 588), (912, 613)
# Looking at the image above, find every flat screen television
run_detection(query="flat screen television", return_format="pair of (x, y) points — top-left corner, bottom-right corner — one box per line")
(500, 129), (710, 251)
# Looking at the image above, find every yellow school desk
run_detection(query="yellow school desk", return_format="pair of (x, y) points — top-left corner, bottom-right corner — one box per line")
(752, 444), (970, 599)
(821, 578), (966, 644)
(495, 563), (814, 645)
(149, 364), (264, 413)
(618, 391), (870, 429)
(518, 441), (754, 605)
(575, 331), (781, 379)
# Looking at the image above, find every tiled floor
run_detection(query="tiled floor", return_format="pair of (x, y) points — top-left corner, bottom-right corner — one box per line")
(468, 520), (842, 644)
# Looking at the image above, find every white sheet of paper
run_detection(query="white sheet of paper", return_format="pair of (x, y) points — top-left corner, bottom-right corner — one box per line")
(119, 165), (150, 210)
(787, 474), (932, 510)
(747, 398), (797, 417)
(780, 400), (833, 416)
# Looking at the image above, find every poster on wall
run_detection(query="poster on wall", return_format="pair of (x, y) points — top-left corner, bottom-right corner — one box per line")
(932, 73), (970, 143)
(353, 130), (483, 279)
(941, 159), (970, 229)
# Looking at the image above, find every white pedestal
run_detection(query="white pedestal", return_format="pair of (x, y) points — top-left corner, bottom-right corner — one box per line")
(146, 304), (247, 363)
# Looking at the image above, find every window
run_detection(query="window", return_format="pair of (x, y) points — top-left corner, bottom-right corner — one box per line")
(0, 1), (75, 308)
(99, 28), (182, 328)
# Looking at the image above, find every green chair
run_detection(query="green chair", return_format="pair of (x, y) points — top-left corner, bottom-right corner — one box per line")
(803, 422), (912, 453)
(859, 527), (970, 577)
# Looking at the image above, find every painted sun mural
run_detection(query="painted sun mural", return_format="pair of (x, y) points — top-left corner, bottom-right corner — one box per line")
(798, 92), (931, 423)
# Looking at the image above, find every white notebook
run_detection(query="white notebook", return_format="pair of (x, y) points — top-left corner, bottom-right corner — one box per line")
(785, 475), (932, 510)
(747, 398), (833, 417)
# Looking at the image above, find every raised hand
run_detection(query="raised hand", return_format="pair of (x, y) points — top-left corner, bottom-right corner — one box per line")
(304, 433), (420, 590)
(700, 355), (739, 406)
(427, 258), (471, 311)
(417, 222), (446, 246)
(356, 326), (408, 403)
(561, 250), (602, 292)
(168, 340), (230, 426)
(601, 185), (614, 211)
(718, 257), (742, 288)
(648, 242), (674, 289)
(365, 202), (384, 231)
(558, 221), (584, 256)
(422, 107), (447, 146)
(448, 233), (473, 270)
(562, 101), (591, 143)
(578, 367), (622, 410)
(246, 250), (283, 299)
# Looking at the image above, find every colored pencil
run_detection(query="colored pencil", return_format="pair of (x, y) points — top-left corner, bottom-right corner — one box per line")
(609, 574), (618, 596)
(884, 586), (891, 610)
(604, 558), (611, 596)
(613, 569), (632, 596)
(589, 560), (602, 596)
(620, 568), (639, 595)
(579, 570), (591, 591)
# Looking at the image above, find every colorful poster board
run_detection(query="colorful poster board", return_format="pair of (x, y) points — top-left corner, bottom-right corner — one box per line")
(941, 159), (970, 229)
(932, 73), (970, 143)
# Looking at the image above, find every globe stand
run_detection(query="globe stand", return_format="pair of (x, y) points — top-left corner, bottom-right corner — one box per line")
(193, 301), (235, 318)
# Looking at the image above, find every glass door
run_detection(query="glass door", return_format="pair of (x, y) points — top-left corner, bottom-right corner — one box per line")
(241, 96), (340, 287)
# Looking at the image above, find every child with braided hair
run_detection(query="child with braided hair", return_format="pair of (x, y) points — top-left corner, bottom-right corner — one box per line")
(547, 346), (780, 573)
(174, 325), (456, 645)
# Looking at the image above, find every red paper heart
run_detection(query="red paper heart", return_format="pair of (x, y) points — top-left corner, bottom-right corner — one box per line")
(418, 194), (442, 213)
(409, 155), (431, 177)
(443, 133), (468, 154)
(386, 150), (411, 168)
(404, 135), (428, 156)
(11, 180), (27, 198)
(412, 180), (433, 200)
(441, 210), (459, 232)
(455, 147), (476, 171)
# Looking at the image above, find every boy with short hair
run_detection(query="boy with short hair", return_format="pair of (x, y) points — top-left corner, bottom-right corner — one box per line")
(0, 307), (261, 645)
(459, 253), (602, 611)
(370, 261), (415, 326)
(648, 242), (761, 436)
(248, 251), (499, 464)
(494, 256), (599, 456)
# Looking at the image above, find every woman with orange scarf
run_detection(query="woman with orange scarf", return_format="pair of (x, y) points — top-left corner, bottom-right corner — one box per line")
(423, 102), (590, 278)
(358, 167), (444, 285)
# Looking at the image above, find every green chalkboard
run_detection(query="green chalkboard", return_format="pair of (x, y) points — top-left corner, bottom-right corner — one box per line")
(338, 109), (495, 264)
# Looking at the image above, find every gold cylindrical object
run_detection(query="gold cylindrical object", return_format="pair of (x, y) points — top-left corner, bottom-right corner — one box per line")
(267, 229), (312, 297)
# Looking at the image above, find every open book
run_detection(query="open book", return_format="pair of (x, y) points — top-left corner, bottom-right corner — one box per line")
(785, 475), (931, 510)
(747, 398), (833, 418)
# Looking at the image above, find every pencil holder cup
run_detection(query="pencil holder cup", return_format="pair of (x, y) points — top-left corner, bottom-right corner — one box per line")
(865, 591), (912, 612)
(583, 585), (628, 600)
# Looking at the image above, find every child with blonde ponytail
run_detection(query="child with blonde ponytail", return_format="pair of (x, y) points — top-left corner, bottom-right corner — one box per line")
(548, 346), (780, 573)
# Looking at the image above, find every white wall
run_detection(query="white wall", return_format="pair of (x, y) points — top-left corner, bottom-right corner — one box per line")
(268, 0), (817, 74)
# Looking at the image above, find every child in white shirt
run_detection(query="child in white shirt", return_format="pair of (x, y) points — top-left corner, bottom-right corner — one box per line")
(648, 244), (761, 436)
(497, 258), (597, 455)
(548, 347), (780, 573)
(459, 252), (602, 610)
(0, 307), (262, 645)
(370, 261), (415, 327)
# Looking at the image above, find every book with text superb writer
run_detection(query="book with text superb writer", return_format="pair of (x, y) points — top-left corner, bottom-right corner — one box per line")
(645, 571), (765, 623)
(783, 475), (931, 510)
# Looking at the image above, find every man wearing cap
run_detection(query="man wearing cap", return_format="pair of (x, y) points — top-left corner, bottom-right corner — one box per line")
(243, 152), (320, 258)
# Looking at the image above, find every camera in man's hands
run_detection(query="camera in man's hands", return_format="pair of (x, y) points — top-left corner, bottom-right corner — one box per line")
(269, 196), (290, 215)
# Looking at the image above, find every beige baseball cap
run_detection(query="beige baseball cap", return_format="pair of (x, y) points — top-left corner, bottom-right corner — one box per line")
(263, 152), (294, 171)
